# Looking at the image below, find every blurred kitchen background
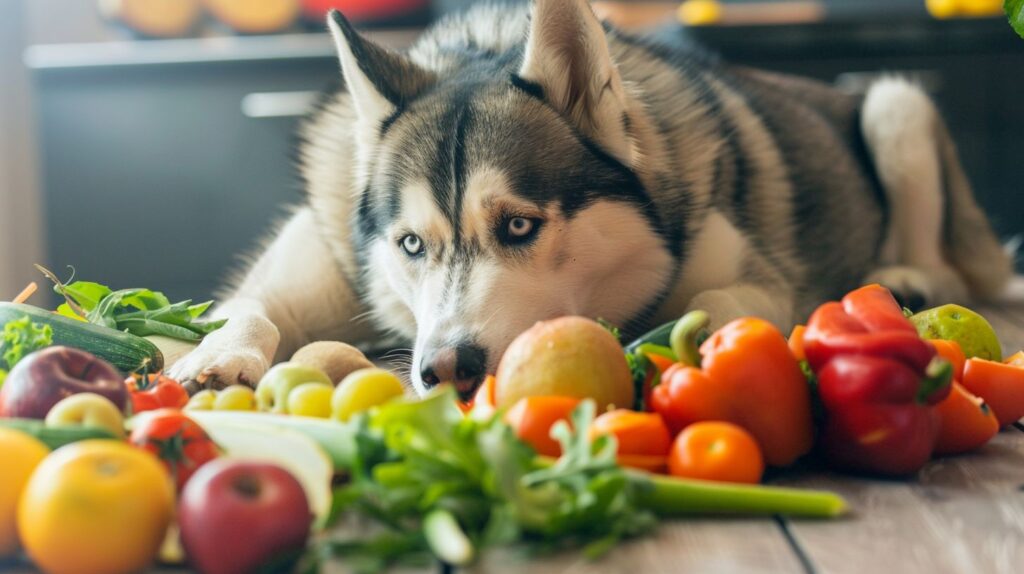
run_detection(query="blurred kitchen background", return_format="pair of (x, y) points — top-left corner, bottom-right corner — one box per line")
(0, 0), (1021, 306)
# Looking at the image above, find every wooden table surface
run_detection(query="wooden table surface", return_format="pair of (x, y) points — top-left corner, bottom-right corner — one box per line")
(7, 296), (1024, 574)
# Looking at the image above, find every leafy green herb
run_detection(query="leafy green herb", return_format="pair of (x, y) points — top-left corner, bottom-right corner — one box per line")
(0, 315), (54, 387)
(37, 265), (225, 342)
(1009, 0), (1024, 39)
(323, 389), (654, 571)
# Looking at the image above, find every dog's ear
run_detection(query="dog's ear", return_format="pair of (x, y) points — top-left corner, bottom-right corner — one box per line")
(327, 10), (434, 123)
(518, 0), (632, 163)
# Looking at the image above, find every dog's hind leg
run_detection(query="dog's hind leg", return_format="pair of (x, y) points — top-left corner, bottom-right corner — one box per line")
(859, 77), (1008, 309)
(168, 207), (375, 392)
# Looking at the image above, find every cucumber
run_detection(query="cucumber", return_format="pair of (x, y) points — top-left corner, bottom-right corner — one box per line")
(624, 319), (677, 356)
(0, 302), (163, 374)
(0, 418), (118, 450)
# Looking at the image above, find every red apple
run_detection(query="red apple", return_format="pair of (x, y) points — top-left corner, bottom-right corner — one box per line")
(179, 459), (312, 574)
(0, 347), (127, 419)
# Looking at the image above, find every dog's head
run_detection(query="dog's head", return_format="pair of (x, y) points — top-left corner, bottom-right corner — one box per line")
(325, 0), (676, 398)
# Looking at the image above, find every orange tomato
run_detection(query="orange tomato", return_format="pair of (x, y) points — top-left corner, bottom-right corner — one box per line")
(504, 396), (581, 457)
(934, 382), (999, 455)
(962, 358), (1024, 427)
(589, 409), (672, 471)
(1005, 350), (1024, 367)
(930, 339), (966, 381)
(467, 375), (496, 418)
(18, 440), (175, 574)
(668, 421), (764, 484)
(788, 325), (807, 362)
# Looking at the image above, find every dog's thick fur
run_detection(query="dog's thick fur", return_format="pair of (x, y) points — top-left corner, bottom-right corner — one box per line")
(169, 0), (1012, 397)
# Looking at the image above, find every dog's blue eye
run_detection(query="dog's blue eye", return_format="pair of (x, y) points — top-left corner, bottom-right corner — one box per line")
(400, 234), (424, 257)
(508, 217), (533, 237)
(499, 216), (541, 246)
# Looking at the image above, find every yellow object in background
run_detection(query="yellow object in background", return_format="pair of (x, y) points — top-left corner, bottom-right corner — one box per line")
(679, 0), (723, 26)
(926, 0), (1004, 18)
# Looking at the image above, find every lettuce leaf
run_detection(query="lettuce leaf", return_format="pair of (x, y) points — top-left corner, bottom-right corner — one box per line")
(0, 315), (54, 375)
(1009, 0), (1024, 39)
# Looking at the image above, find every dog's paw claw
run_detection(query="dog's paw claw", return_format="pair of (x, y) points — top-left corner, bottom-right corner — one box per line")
(168, 347), (268, 395)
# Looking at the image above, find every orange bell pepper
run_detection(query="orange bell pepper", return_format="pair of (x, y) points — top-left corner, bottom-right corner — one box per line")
(788, 325), (807, 362)
(650, 313), (814, 467)
(930, 339), (966, 381)
(1005, 350), (1024, 367)
(934, 382), (999, 455)
(962, 358), (1024, 427)
(590, 409), (672, 472)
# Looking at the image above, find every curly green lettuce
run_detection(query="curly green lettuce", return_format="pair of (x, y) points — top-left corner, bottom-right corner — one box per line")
(0, 315), (53, 388)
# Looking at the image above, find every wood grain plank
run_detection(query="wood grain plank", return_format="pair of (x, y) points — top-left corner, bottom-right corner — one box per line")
(778, 430), (1024, 574)
(470, 519), (806, 574)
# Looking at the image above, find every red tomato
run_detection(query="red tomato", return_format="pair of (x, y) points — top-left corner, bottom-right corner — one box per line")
(962, 358), (1024, 427)
(934, 382), (999, 455)
(668, 421), (764, 484)
(129, 409), (220, 491)
(126, 374), (189, 415)
(504, 396), (581, 457)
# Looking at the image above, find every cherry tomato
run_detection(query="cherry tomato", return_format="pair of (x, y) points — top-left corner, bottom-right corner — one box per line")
(934, 382), (999, 455)
(504, 396), (581, 457)
(668, 421), (764, 484)
(126, 374), (189, 415)
(129, 409), (220, 491)
(590, 409), (671, 472)
(930, 339), (966, 381)
(962, 358), (1024, 427)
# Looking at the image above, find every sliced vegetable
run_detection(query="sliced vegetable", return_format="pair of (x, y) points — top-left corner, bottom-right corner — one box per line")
(962, 358), (1024, 427)
(0, 418), (117, 450)
(195, 419), (333, 530)
(590, 409), (671, 471)
(0, 302), (162, 374)
(934, 382), (999, 455)
(930, 339), (967, 381)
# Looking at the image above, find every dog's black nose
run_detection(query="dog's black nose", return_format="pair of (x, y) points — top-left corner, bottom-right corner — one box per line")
(420, 344), (488, 400)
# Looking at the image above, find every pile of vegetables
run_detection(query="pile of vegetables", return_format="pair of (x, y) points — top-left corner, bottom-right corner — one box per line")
(2, 271), (1024, 574)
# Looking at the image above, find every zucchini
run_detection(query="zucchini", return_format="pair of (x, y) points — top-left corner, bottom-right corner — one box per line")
(0, 302), (163, 373)
(624, 319), (677, 356)
(0, 418), (117, 450)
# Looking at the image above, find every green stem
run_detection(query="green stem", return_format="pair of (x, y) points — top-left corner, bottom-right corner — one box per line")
(634, 343), (677, 362)
(918, 356), (953, 404)
(670, 310), (710, 368)
(629, 471), (848, 518)
(423, 509), (475, 566)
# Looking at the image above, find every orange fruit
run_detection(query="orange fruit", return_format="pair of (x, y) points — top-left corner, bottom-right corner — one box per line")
(0, 428), (50, 557)
(18, 440), (174, 574)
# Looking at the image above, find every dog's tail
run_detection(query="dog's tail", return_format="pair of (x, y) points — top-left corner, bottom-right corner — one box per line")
(936, 118), (1013, 300)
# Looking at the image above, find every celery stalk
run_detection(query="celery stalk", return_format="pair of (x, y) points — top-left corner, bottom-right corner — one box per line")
(630, 470), (847, 518)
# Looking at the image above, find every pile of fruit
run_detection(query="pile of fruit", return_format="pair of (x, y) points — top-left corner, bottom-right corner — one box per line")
(1, 280), (1023, 573)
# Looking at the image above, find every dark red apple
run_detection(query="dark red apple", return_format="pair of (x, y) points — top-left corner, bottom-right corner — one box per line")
(0, 346), (126, 418)
(179, 459), (312, 574)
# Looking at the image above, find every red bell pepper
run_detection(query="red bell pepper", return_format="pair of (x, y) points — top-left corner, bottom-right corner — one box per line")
(803, 285), (953, 475)
(126, 374), (189, 415)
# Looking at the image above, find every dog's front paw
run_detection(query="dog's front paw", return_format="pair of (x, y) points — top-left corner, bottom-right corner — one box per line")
(167, 345), (271, 395)
(865, 265), (969, 311)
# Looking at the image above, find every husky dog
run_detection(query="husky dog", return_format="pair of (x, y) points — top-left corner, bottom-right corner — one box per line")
(169, 0), (1011, 398)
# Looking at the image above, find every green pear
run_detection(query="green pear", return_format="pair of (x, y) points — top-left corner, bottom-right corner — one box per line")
(255, 362), (333, 413)
(909, 304), (1002, 361)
